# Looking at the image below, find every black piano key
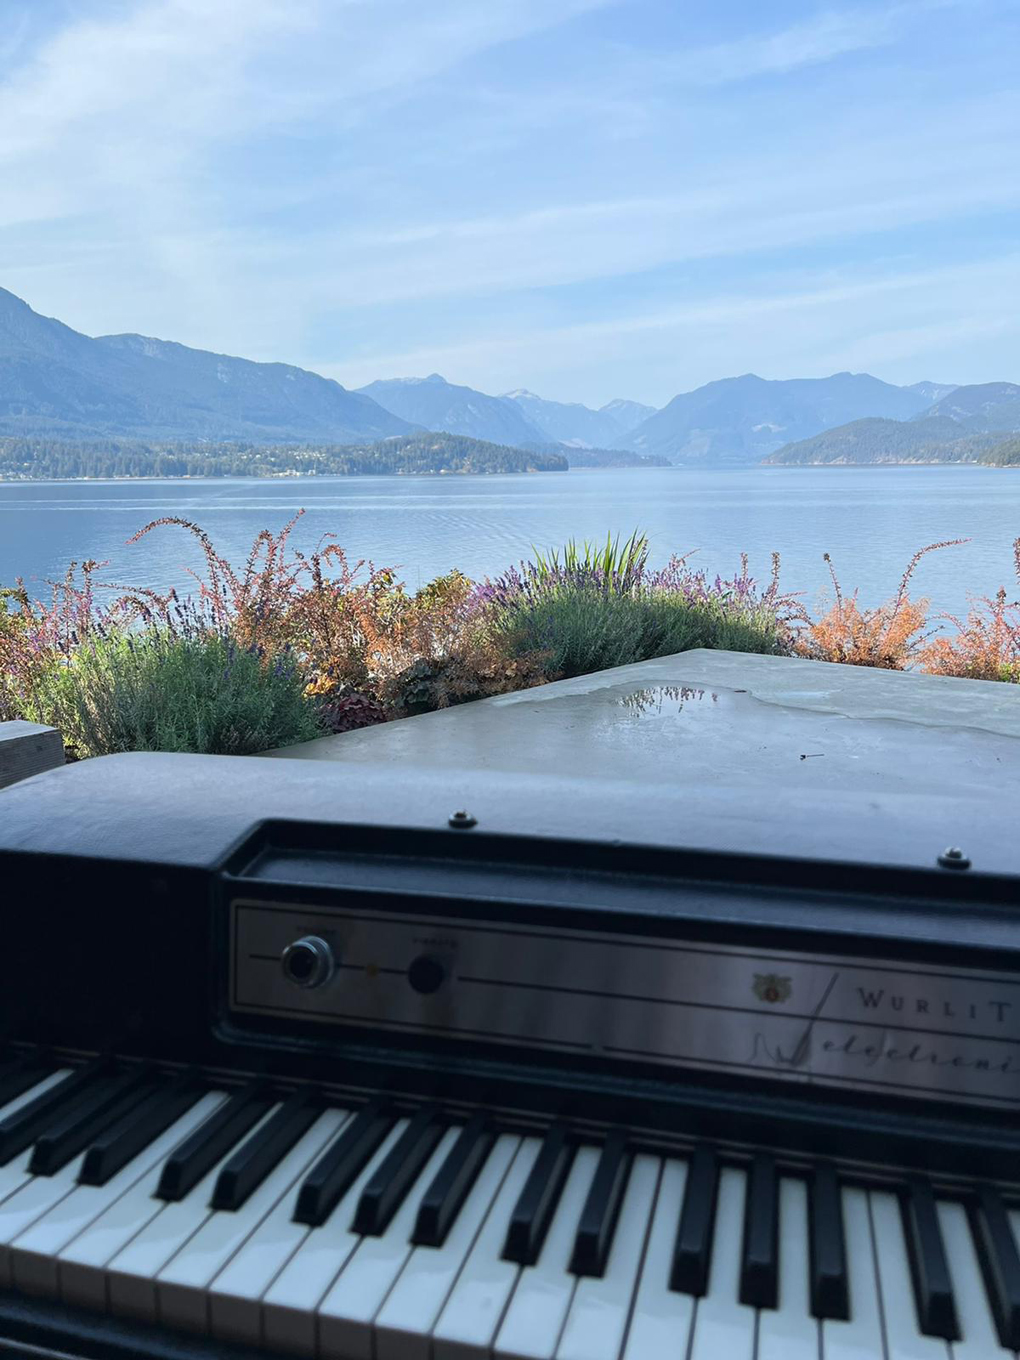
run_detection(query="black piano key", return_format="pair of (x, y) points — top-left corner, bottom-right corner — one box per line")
(352, 1107), (444, 1236)
(900, 1179), (959, 1341)
(29, 1065), (156, 1175)
(568, 1130), (632, 1278)
(156, 1080), (272, 1202)
(970, 1186), (1020, 1350)
(0, 1056), (114, 1166)
(503, 1123), (575, 1266)
(739, 1152), (779, 1309)
(412, 1113), (494, 1248)
(669, 1144), (719, 1296)
(210, 1089), (322, 1212)
(292, 1102), (394, 1228)
(0, 1055), (51, 1109)
(808, 1163), (849, 1320)
(78, 1073), (202, 1186)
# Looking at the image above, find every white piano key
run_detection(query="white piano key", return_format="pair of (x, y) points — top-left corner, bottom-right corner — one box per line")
(373, 1132), (521, 1360)
(10, 1090), (227, 1298)
(868, 1190), (949, 1360)
(105, 1102), (280, 1323)
(57, 1091), (227, 1310)
(0, 1149), (88, 1286)
(424, 1134), (542, 1360)
(943, 1199), (1014, 1358)
(261, 1118), (410, 1359)
(556, 1153), (660, 1360)
(0, 1071), (74, 1208)
(204, 1106), (351, 1345)
(155, 1107), (343, 1333)
(687, 1167), (756, 1360)
(318, 1126), (466, 1360)
(493, 1145), (600, 1360)
(621, 1158), (694, 1360)
(756, 1179), (819, 1360)
(820, 1188), (884, 1360)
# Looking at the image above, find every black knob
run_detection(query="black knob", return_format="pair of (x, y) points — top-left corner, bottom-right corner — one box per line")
(407, 954), (446, 995)
(281, 936), (335, 989)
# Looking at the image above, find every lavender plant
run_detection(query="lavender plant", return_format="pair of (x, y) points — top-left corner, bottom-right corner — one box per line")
(24, 619), (319, 758)
(478, 536), (799, 678)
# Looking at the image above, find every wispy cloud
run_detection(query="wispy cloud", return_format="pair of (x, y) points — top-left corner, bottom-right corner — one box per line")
(322, 254), (1020, 400)
(661, 0), (973, 86)
(0, 0), (616, 336)
(112, 88), (1013, 328)
(0, 0), (1017, 402)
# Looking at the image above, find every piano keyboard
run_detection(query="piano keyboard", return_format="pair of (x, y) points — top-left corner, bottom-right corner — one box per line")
(2, 1058), (1020, 1360)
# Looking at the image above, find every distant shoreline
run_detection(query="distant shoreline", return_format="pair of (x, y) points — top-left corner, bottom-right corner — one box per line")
(0, 469), (570, 484)
(0, 461), (1010, 485)
(758, 460), (1007, 469)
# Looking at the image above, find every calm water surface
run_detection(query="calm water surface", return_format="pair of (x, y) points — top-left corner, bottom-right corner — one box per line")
(1, 467), (1018, 620)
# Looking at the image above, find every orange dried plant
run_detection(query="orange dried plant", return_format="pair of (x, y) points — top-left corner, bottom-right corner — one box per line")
(795, 541), (964, 669)
(918, 538), (1020, 682)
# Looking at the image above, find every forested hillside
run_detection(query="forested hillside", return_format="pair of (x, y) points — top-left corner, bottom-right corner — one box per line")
(762, 417), (1002, 464)
(0, 433), (568, 480)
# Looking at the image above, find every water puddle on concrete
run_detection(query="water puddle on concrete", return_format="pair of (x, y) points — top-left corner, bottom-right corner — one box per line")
(584, 677), (1020, 794)
(618, 684), (724, 720)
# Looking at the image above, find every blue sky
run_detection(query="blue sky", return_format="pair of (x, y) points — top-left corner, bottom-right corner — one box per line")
(1, 0), (1018, 407)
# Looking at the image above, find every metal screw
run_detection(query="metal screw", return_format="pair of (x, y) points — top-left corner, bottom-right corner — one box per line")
(448, 809), (477, 829)
(937, 846), (971, 870)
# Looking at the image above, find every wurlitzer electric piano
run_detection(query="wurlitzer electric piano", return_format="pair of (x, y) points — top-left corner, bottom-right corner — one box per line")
(2, 658), (1020, 1360)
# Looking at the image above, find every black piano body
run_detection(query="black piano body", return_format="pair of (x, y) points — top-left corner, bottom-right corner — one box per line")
(1, 751), (1019, 1359)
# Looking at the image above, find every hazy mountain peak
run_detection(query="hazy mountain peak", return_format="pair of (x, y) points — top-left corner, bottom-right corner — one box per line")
(919, 382), (1020, 431)
(0, 285), (413, 443)
(906, 380), (959, 404)
(503, 387), (654, 448)
(764, 379), (1019, 464)
(622, 371), (934, 463)
(0, 285), (30, 314)
(357, 373), (548, 446)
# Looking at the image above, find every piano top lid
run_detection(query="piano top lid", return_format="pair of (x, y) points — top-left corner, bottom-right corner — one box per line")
(0, 750), (1017, 877)
(0, 647), (1018, 878)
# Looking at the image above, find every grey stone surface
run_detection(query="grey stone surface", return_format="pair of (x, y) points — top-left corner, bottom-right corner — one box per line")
(0, 720), (64, 791)
(265, 650), (1020, 803)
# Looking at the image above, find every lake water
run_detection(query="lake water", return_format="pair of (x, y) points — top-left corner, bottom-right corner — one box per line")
(1, 466), (1018, 620)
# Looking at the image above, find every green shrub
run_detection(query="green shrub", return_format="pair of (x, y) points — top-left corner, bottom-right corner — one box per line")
(25, 627), (320, 758)
(479, 539), (794, 679)
(490, 587), (785, 678)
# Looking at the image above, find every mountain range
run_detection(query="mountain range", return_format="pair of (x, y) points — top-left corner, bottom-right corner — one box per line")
(355, 376), (655, 450)
(617, 372), (935, 463)
(355, 371), (942, 462)
(501, 389), (655, 447)
(356, 375), (544, 448)
(764, 383), (1020, 465)
(2, 285), (1016, 468)
(0, 286), (414, 444)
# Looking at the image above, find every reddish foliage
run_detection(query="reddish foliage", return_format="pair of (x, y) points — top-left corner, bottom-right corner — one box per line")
(794, 541), (964, 669)
(918, 538), (1020, 682)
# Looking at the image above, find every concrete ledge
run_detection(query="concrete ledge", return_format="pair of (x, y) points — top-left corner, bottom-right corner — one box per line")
(265, 650), (1020, 804)
(0, 721), (64, 791)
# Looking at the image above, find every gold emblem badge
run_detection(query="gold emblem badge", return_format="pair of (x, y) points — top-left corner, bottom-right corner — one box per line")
(753, 973), (792, 1004)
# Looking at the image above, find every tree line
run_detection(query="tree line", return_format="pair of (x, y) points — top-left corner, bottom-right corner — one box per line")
(0, 433), (569, 480)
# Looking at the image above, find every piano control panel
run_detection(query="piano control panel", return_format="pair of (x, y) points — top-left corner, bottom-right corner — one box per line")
(229, 896), (1020, 1112)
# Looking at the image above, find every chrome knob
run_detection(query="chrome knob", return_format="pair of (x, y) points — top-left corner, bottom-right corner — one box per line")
(281, 935), (336, 989)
